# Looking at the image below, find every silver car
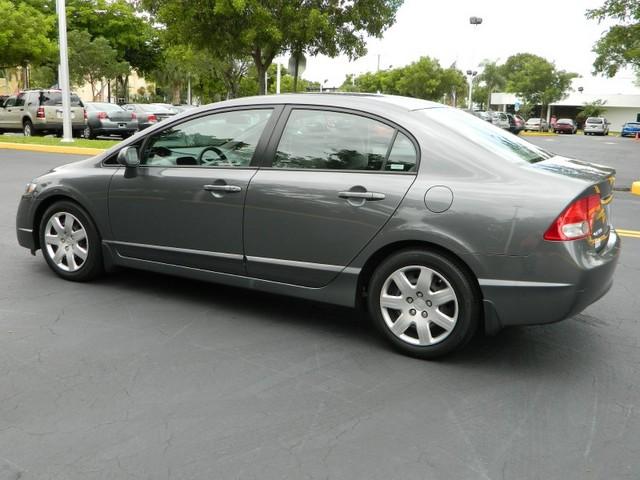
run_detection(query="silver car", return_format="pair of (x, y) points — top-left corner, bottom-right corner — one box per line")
(524, 117), (549, 132)
(16, 94), (620, 358)
(84, 102), (138, 139)
(584, 117), (610, 136)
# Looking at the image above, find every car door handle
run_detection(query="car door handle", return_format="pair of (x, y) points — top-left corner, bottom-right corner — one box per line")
(203, 184), (242, 193)
(338, 191), (385, 200)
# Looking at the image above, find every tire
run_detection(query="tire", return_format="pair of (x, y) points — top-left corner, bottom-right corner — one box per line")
(23, 120), (34, 137)
(39, 201), (103, 282)
(367, 249), (480, 359)
(83, 125), (95, 139)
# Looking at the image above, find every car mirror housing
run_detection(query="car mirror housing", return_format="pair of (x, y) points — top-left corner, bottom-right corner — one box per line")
(117, 146), (140, 168)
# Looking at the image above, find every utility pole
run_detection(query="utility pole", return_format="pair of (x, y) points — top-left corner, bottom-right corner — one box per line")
(56, 0), (73, 142)
(467, 16), (483, 109)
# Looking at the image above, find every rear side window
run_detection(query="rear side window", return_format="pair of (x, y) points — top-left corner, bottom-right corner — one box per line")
(273, 109), (404, 171)
(40, 92), (83, 107)
(385, 133), (417, 172)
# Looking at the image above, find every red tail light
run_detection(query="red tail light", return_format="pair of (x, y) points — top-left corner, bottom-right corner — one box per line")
(83, 109), (87, 120)
(131, 112), (137, 120)
(36, 107), (45, 119)
(98, 111), (108, 119)
(544, 194), (601, 241)
(148, 114), (157, 123)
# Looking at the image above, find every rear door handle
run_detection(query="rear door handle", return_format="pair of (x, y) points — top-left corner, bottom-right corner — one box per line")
(203, 184), (242, 193)
(338, 191), (385, 201)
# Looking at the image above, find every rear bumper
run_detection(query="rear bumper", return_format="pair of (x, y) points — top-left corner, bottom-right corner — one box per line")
(480, 230), (621, 330)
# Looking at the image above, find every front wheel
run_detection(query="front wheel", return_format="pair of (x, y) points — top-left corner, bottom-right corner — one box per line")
(367, 249), (480, 359)
(39, 201), (103, 282)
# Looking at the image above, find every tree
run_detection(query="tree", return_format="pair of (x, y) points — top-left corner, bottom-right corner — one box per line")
(0, 0), (56, 88)
(475, 60), (506, 108)
(141, 0), (403, 95)
(503, 53), (577, 115)
(577, 99), (608, 123)
(586, 1), (640, 78)
(67, 30), (130, 100)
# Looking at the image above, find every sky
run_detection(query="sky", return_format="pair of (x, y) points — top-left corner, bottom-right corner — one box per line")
(286, 0), (640, 95)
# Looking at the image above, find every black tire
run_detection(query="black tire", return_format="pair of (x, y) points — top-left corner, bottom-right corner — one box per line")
(23, 120), (34, 137)
(39, 201), (103, 282)
(83, 125), (95, 139)
(367, 249), (481, 359)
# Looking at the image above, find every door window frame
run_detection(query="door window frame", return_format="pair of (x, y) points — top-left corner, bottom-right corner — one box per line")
(260, 105), (421, 174)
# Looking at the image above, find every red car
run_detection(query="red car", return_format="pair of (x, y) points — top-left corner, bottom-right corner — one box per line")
(554, 118), (577, 134)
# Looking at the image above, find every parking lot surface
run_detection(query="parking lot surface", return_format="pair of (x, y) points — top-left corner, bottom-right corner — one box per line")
(1, 149), (639, 480)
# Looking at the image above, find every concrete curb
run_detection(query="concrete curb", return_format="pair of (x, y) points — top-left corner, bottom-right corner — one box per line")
(0, 142), (105, 156)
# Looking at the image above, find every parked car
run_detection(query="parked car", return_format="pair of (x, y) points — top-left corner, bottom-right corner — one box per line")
(16, 94), (620, 359)
(488, 111), (510, 130)
(122, 104), (175, 130)
(473, 110), (492, 122)
(584, 117), (610, 136)
(554, 118), (577, 134)
(524, 118), (548, 132)
(621, 121), (640, 137)
(0, 89), (85, 137)
(151, 103), (197, 114)
(84, 102), (138, 139)
(506, 113), (524, 135)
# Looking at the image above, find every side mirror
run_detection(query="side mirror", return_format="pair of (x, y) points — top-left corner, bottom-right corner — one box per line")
(117, 146), (140, 168)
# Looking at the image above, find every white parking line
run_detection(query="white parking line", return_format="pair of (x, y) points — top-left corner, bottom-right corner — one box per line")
(604, 142), (618, 145)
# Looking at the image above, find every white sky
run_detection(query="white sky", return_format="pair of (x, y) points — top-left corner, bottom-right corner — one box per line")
(288, 0), (640, 95)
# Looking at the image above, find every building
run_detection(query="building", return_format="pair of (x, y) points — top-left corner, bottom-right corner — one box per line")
(490, 92), (640, 129)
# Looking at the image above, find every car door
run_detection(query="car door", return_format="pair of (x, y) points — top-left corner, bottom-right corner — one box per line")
(108, 107), (280, 275)
(0, 96), (20, 129)
(244, 107), (418, 287)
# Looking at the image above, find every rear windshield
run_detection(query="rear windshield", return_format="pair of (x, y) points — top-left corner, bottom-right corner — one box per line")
(418, 107), (552, 164)
(527, 118), (541, 123)
(140, 104), (173, 114)
(557, 119), (573, 124)
(88, 103), (123, 112)
(625, 122), (640, 126)
(40, 91), (83, 107)
(586, 118), (603, 124)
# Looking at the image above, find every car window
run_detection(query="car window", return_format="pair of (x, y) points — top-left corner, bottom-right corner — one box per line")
(3, 97), (16, 108)
(15, 94), (25, 107)
(141, 109), (273, 168)
(40, 92), (84, 107)
(385, 133), (417, 172)
(92, 103), (124, 112)
(272, 109), (396, 171)
(586, 118), (603, 124)
(418, 107), (552, 164)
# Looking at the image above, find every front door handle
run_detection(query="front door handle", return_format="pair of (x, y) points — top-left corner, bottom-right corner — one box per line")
(338, 191), (385, 201)
(203, 184), (242, 193)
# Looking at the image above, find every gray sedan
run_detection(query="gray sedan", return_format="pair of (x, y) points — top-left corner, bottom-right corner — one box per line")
(84, 102), (138, 139)
(16, 94), (620, 358)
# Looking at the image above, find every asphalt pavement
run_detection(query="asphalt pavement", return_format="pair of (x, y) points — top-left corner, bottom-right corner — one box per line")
(1, 149), (639, 480)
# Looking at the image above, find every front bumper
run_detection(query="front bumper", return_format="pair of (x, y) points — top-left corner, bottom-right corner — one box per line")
(480, 230), (621, 330)
(16, 194), (37, 251)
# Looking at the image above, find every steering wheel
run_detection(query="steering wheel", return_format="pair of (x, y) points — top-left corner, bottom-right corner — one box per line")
(197, 146), (228, 165)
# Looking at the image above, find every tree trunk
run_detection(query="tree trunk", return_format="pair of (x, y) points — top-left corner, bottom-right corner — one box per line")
(172, 83), (181, 104)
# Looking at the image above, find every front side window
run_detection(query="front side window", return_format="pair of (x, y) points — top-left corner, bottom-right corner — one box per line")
(15, 94), (25, 107)
(273, 109), (397, 171)
(3, 97), (16, 108)
(142, 109), (273, 167)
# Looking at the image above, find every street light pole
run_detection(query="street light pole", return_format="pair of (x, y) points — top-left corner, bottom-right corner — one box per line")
(467, 16), (483, 110)
(56, 0), (73, 142)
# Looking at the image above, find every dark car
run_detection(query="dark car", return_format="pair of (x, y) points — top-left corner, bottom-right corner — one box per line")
(554, 118), (577, 134)
(621, 121), (640, 137)
(16, 94), (620, 359)
(122, 104), (175, 130)
(84, 102), (138, 139)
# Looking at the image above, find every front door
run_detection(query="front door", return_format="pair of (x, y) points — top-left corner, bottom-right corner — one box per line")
(244, 108), (418, 287)
(108, 107), (277, 275)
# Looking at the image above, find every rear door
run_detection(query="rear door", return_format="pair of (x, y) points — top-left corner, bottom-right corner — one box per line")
(0, 96), (17, 128)
(244, 107), (418, 287)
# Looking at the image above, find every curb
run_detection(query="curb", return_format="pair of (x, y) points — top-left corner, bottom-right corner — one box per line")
(632, 181), (640, 196)
(0, 142), (105, 156)
(521, 132), (556, 137)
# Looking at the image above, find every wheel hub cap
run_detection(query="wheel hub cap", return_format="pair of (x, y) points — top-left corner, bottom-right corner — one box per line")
(43, 212), (88, 273)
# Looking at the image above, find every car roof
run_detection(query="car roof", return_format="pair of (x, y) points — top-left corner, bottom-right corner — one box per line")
(200, 93), (444, 115)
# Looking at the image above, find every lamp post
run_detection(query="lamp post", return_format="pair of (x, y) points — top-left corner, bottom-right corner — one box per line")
(56, 0), (73, 142)
(467, 16), (483, 110)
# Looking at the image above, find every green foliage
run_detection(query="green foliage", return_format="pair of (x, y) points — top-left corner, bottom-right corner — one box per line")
(67, 30), (130, 100)
(577, 99), (608, 122)
(142, 0), (403, 94)
(0, 0), (56, 70)
(586, 0), (640, 77)
(29, 65), (57, 89)
(342, 57), (467, 103)
(472, 60), (506, 108)
(503, 53), (577, 108)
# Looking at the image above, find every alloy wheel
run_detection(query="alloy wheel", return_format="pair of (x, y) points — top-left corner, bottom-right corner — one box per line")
(43, 212), (89, 272)
(379, 265), (458, 346)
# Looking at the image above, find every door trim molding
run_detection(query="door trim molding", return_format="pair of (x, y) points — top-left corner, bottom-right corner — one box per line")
(103, 240), (244, 261)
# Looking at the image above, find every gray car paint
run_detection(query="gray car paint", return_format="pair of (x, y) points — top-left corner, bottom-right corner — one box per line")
(16, 94), (620, 333)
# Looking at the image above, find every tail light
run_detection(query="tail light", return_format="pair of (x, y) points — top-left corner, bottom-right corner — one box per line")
(131, 112), (137, 120)
(83, 109), (87, 120)
(544, 194), (601, 241)
(148, 114), (157, 123)
(98, 111), (108, 119)
(36, 107), (45, 119)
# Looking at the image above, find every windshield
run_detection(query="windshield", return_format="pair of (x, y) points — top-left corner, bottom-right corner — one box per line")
(527, 118), (541, 123)
(625, 122), (640, 127)
(557, 119), (573, 124)
(586, 118), (603, 124)
(418, 107), (552, 164)
(40, 92), (83, 107)
(88, 103), (123, 112)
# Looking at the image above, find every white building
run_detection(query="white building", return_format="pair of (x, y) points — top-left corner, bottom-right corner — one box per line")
(490, 92), (640, 130)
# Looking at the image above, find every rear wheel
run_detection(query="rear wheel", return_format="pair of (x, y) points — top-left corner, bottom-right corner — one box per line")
(367, 249), (480, 359)
(23, 120), (34, 137)
(39, 201), (103, 282)
(83, 125), (95, 139)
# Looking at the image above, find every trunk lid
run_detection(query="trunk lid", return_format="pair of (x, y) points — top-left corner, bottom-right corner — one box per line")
(534, 156), (615, 252)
